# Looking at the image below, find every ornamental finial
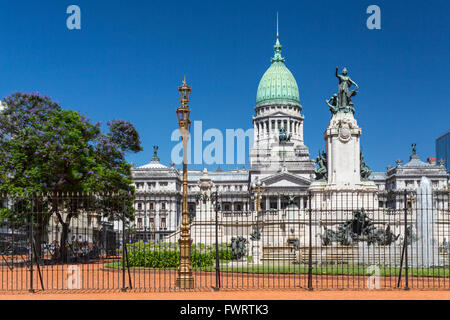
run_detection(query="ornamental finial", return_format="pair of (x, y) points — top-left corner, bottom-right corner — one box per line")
(277, 12), (279, 39)
(271, 13), (285, 64)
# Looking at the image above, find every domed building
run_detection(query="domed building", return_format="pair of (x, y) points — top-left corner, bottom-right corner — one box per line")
(130, 27), (448, 245)
(130, 27), (316, 242)
(249, 28), (315, 210)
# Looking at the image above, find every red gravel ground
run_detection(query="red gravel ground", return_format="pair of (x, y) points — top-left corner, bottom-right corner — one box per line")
(1, 263), (449, 299)
(0, 290), (449, 300)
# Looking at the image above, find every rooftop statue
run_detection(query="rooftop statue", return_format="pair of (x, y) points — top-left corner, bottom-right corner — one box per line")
(411, 143), (417, 156)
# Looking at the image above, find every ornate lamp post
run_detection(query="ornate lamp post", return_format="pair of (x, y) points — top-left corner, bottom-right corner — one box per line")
(251, 179), (266, 212)
(175, 77), (194, 289)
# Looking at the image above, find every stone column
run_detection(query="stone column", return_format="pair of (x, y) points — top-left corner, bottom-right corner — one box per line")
(253, 120), (257, 145)
(299, 120), (304, 142)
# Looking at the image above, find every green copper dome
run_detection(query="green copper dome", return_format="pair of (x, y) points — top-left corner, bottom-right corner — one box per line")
(256, 34), (300, 107)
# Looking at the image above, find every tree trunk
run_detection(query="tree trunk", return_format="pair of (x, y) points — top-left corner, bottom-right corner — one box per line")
(33, 213), (45, 260)
(33, 227), (42, 260)
(59, 223), (70, 263)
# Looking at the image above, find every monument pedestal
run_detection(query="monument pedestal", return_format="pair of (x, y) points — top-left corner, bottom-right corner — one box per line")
(250, 241), (263, 265)
(309, 111), (378, 211)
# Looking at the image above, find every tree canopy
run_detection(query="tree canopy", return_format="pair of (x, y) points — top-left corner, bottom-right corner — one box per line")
(0, 92), (142, 197)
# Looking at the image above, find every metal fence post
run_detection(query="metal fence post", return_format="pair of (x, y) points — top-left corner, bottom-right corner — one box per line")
(308, 191), (313, 291)
(121, 197), (127, 292)
(404, 190), (409, 290)
(29, 195), (34, 293)
(214, 190), (220, 291)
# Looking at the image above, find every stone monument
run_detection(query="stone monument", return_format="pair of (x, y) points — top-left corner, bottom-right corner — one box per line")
(309, 67), (378, 210)
(250, 225), (263, 265)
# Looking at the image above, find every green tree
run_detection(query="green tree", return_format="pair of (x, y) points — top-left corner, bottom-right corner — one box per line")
(0, 93), (143, 261)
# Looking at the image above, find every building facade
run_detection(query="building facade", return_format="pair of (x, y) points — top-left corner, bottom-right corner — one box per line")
(131, 32), (449, 242)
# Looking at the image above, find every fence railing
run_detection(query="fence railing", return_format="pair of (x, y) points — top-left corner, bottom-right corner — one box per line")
(0, 190), (449, 292)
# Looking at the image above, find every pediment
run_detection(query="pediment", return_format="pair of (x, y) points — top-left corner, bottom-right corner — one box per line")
(261, 172), (311, 187)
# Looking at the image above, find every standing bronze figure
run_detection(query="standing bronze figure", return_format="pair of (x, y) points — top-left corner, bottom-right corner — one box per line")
(335, 67), (359, 108)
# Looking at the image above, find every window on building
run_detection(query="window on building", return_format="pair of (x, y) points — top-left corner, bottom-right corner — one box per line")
(149, 202), (154, 210)
(137, 203), (142, 211)
(137, 218), (142, 229)
(161, 202), (166, 210)
(161, 218), (167, 229)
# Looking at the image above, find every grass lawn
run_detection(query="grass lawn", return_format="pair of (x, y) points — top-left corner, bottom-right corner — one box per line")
(104, 261), (450, 277)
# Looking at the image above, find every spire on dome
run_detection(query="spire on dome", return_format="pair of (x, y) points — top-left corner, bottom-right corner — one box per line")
(271, 12), (285, 64)
(277, 12), (279, 38)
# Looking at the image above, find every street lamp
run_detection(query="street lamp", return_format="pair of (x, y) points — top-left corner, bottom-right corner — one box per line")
(251, 178), (266, 212)
(175, 76), (194, 289)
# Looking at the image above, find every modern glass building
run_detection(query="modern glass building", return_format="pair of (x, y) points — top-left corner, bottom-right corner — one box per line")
(436, 132), (449, 172)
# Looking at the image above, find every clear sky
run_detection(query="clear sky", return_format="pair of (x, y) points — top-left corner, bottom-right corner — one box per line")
(0, 0), (448, 172)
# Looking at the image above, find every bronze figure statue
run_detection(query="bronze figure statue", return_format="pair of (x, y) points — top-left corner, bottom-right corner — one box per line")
(336, 66), (359, 108)
(314, 150), (328, 181)
(326, 94), (339, 115)
(360, 151), (372, 181)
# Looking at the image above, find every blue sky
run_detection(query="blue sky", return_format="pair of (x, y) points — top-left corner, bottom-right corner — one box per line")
(0, 0), (448, 172)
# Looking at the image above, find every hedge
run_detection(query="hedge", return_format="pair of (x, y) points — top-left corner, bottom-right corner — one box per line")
(126, 242), (232, 268)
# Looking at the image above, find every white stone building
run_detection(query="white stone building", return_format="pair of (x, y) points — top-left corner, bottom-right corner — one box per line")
(130, 31), (449, 245)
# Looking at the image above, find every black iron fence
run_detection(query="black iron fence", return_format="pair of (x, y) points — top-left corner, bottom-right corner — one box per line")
(0, 190), (449, 292)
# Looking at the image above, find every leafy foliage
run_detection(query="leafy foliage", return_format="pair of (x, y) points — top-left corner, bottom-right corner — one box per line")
(0, 92), (143, 260)
(0, 93), (142, 198)
(126, 242), (232, 269)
